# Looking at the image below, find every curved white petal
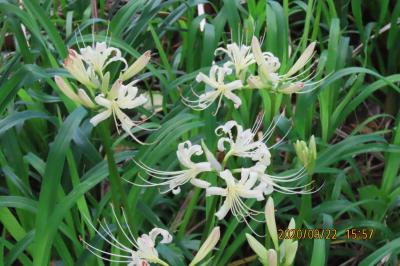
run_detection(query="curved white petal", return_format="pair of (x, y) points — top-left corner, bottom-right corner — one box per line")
(89, 109), (112, 126)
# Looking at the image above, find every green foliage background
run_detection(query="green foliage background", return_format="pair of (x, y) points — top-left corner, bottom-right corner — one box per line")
(0, 0), (400, 265)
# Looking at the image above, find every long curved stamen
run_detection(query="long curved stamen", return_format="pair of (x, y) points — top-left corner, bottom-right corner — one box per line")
(121, 207), (139, 247)
(84, 216), (131, 253)
(213, 94), (224, 116)
(266, 167), (306, 179)
(110, 204), (138, 249)
(98, 219), (134, 252)
(82, 244), (132, 263)
(134, 160), (185, 175)
(269, 126), (292, 149)
(81, 237), (132, 259)
(271, 181), (317, 194)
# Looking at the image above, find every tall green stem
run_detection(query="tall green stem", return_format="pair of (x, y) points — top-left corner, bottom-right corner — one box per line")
(98, 122), (137, 236)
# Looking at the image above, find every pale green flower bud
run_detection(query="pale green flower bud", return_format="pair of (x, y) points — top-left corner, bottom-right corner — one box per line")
(189, 227), (220, 266)
(55, 75), (81, 103)
(285, 42), (316, 78)
(246, 233), (268, 266)
(282, 241), (298, 266)
(280, 218), (298, 266)
(265, 197), (279, 250)
(120, 50), (151, 81)
(267, 249), (278, 266)
(294, 135), (317, 175)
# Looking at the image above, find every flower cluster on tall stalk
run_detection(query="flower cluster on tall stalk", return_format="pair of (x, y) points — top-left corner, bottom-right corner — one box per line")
(55, 40), (154, 143)
(130, 114), (315, 227)
(183, 35), (320, 114)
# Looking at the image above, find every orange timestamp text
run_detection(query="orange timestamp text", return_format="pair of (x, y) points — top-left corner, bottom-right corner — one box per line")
(278, 228), (374, 240)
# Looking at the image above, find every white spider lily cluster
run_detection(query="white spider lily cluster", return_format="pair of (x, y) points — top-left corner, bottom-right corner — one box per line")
(246, 197), (298, 266)
(55, 41), (153, 142)
(81, 206), (172, 266)
(184, 35), (319, 114)
(248, 36), (317, 94)
(132, 115), (312, 223)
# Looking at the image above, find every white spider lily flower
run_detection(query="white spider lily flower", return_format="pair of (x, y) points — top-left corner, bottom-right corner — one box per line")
(215, 43), (255, 78)
(79, 42), (128, 75)
(206, 169), (264, 221)
(184, 65), (243, 114)
(80, 205), (172, 266)
(131, 141), (212, 194)
(216, 120), (271, 164)
(54, 76), (95, 108)
(131, 228), (172, 266)
(89, 80), (148, 143)
(189, 226), (220, 266)
(248, 36), (317, 94)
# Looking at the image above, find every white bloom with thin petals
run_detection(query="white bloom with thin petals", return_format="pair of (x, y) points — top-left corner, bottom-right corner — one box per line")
(248, 36), (318, 94)
(81, 205), (171, 266)
(184, 64), (243, 114)
(206, 169), (264, 221)
(79, 42), (128, 74)
(215, 43), (255, 77)
(130, 228), (172, 266)
(131, 141), (212, 194)
(215, 119), (271, 164)
(89, 80), (148, 143)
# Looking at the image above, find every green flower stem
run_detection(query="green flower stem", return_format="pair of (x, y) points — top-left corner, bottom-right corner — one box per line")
(177, 187), (202, 239)
(299, 174), (312, 226)
(98, 121), (136, 236)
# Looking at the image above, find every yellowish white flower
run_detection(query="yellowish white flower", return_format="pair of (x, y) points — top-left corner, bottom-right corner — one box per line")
(79, 42), (128, 76)
(81, 205), (172, 266)
(206, 169), (264, 221)
(215, 119), (271, 164)
(89, 80), (148, 143)
(189, 226), (220, 266)
(63, 49), (98, 89)
(131, 141), (212, 194)
(215, 43), (255, 78)
(248, 36), (317, 94)
(184, 64), (243, 114)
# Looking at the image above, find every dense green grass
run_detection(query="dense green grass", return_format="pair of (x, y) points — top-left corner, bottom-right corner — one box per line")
(1, 0), (400, 265)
